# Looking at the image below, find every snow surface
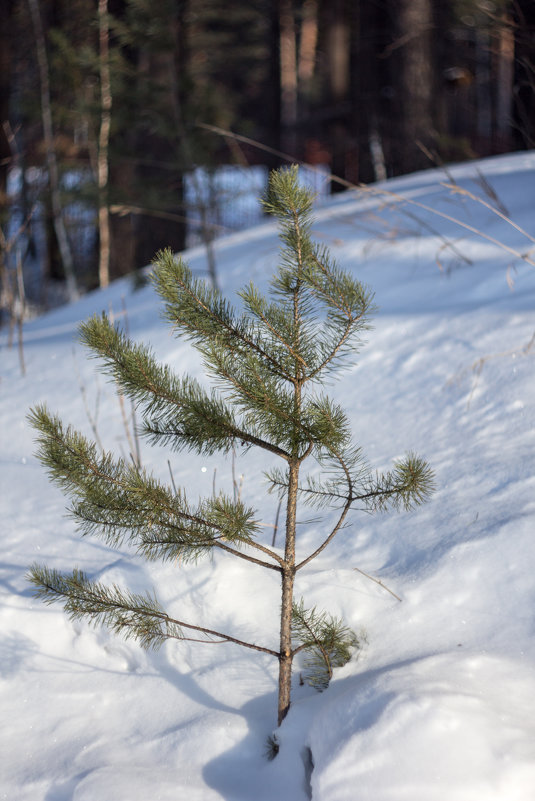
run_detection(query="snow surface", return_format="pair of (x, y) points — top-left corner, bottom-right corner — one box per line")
(1, 152), (535, 800)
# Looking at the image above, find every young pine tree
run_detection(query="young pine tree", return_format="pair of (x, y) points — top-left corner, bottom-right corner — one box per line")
(28, 167), (434, 728)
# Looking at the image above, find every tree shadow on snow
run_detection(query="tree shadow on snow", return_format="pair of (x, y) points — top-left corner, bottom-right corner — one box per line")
(202, 689), (312, 801)
(152, 646), (312, 801)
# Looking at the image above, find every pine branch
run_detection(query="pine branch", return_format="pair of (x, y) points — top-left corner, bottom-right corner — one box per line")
(295, 450), (434, 571)
(355, 453), (436, 513)
(151, 250), (293, 382)
(267, 442), (363, 510)
(27, 565), (279, 656)
(211, 539), (284, 571)
(143, 415), (290, 462)
(28, 564), (181, 650)
(295, 447), (356, 571)
(29, 406), (259, 553)
(80, 314), (296, 461)
(200, 345), (311, 455)
(271, 449), (434, 515)
(239, 283), (312, 373)
(291, 599), (359, 690)
(262, 170), (376, 384)
(29, 404), (285, 571)
(80, 315), (241, 456)
(303, 247), (376, 380)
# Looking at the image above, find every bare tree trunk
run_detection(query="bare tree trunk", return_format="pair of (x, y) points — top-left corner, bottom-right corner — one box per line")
(389, 0), (435, 174)
(476, 26), (492, 149)
(167, 7), (218, 289)
(323, 0), (352, 189)
(0, 0), (12, 207)
(512, 0), (535, 149)
(16, 249), (26, 376)
(279, 0), (298, 155)
(298, 0), (318, 89)
(350, 0), (381, 183)
(494, 14), (514, 151)
(98, 0), (112, 289)
(0, 239), (13, 333)
(27, 0), (78, 301)
(369, 121), (387, 182)
(1, 221), (28, 376)
(325, 0), (350, 102)
(266, 5), (283, 165)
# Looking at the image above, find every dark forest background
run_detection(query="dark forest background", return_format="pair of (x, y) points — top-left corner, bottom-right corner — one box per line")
(1, 0), (534, 312)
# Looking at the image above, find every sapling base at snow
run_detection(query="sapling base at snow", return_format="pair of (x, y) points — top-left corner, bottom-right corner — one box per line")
(27, 166), (434, 730)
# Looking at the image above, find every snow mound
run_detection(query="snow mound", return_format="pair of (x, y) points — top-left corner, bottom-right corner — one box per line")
(309, 653), (535, 801)
(1, 151), (535, 800)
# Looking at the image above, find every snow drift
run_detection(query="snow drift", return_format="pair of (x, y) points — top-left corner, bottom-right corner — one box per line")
(1, 152), (535, 800)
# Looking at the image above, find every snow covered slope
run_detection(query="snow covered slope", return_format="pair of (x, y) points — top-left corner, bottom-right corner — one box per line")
(1, 152), (534, 800)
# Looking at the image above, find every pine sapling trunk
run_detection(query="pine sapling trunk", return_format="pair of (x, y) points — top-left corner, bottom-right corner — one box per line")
(278, 458), (299, 725)
(278, 266), (305, 726)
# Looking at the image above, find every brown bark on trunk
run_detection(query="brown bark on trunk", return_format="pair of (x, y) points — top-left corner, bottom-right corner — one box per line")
(98, 0), (112, 289)
(28, 0), (78, 300)
(277, 457), (299, 726)
(389, 0), (434, 174)
(279, 0), (298, 155)
(277, 263), (304, 724)
(298, 0), (318, 88)
(0, 0), (12, 207)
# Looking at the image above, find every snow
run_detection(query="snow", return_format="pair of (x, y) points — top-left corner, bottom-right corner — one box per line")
(1, 151), (535, 800)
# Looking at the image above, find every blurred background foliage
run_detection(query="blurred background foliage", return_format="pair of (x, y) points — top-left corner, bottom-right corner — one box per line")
(0, 0), (534, 311)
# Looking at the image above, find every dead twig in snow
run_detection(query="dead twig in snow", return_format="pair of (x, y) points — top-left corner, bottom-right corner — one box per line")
(353, 566), (402, 602)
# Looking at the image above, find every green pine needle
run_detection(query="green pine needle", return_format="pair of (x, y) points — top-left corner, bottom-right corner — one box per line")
(27, 404), (259, 560)
(27, 565), (182, 650)
(292, 599), (360, 691)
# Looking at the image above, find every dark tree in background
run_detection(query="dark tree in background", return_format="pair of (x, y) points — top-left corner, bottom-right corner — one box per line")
(512, 0), (535, 148)
(389, 0), (435, 175)
(0, 0), (15, 211)
(1, 0), (534, 307)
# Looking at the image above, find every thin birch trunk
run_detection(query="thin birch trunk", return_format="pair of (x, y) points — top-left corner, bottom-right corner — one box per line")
(0, 246), (14, 346)
(16, 250), (26, 376)
(27, 0), (78, 301)
(98, 0), (112, 288)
